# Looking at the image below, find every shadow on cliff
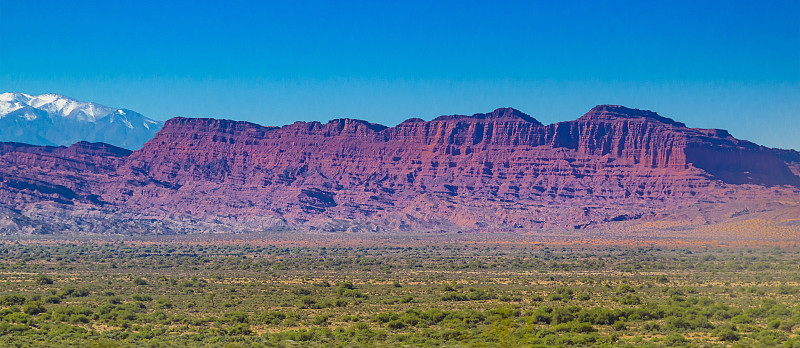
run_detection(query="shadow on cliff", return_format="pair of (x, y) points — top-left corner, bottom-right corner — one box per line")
(686, 144), (800, 187)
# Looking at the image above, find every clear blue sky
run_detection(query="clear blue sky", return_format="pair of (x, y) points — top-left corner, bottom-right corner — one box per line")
(2, 0), (798, 149)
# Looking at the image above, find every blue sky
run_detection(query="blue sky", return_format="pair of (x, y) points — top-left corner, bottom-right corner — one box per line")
(2, 0), (798, 149)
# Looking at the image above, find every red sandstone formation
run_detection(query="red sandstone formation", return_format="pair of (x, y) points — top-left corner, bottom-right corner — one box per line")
(0, 105), (798, 234)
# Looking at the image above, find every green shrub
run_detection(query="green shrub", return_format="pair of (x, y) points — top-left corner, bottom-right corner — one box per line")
(44, 295), (61, 304)
(155, 298), (173, 309)
(132, 294), (153, 302)
(58, 287), (90, 298)
(618, 294), (641, 305)
(662, 333), (688, 346)
(731, 314), (753, 324)
(35, 275), (54, 285)
(222, 311), (249, 323)
(387, 319), (405, 330)
(0, 294), (26, 306)
(0, 321), (29, 334)
(22, 301), (46, 315)
(616, 284), (635, 294)
(311, 314), (331, 326)
(226, 323), (252, 336)
(549, 287), (574, 301)
(551, 307), (577, 324)
(714, 324), (740, 341)
(257, 311), (286, 325)
(299, 296), (317, 309)
(4, 312), (32, 324)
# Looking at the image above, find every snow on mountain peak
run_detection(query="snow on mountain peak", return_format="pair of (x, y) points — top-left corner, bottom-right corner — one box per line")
(0, 92), (164, 149)
(0, 92), (120, 122)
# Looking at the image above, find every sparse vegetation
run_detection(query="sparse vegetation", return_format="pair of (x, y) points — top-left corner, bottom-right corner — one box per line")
(0, 238), (798, 346)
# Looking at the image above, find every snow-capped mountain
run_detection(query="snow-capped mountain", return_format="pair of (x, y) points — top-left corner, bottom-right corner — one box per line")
(0, 93), (162, 149)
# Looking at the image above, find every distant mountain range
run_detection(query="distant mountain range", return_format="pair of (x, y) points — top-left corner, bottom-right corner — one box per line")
(0, 93), (161, 150)
(0, 104), (798, 234)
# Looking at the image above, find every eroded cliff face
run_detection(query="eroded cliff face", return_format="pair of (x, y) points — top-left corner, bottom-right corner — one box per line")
(0, 142), (130, 208)
(0, 105), (798, 233)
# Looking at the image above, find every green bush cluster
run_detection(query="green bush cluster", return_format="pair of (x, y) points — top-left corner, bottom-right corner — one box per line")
(0, 243), (798, 346)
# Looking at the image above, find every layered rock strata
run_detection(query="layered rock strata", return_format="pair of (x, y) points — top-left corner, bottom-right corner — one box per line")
(0, 105), (797, 233)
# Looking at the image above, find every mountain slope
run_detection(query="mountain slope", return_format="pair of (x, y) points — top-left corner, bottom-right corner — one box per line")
(0, 93), (162, 150)
(0, 105), (798, 234)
